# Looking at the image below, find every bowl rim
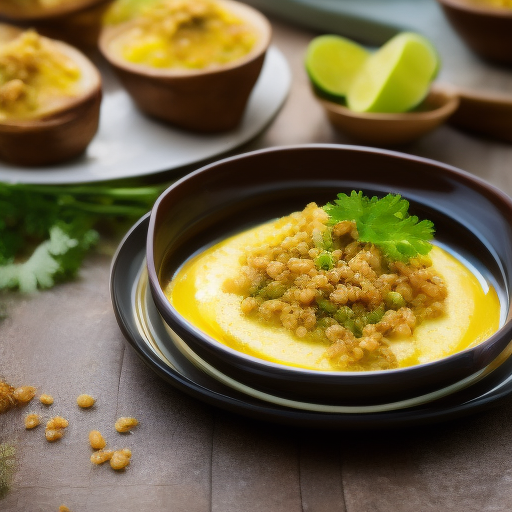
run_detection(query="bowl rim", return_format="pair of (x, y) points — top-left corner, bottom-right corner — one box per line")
(147, 143), (512, 380)
(436, 0), (512, 17)
(98, 0), (271, 79)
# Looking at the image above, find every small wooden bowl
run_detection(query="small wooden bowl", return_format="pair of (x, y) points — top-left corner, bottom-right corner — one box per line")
(436, 0), (512, 65)
(0, 0), (112, 48)
(99, 0), (271, 133)
(447, 87), (512, 142)
(316, 87), (460, 146)
(0, 25), (102, 167)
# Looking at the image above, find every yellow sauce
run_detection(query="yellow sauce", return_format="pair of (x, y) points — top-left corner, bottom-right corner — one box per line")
(108, 0), (258, 70)
(165, 220), (501, 372)
(0, 30), (82, 120)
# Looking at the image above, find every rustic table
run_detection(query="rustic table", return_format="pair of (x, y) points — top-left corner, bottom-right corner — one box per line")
(2, 5), (512, 512)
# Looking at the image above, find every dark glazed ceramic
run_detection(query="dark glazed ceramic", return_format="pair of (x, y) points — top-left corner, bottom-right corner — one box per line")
(436, 0), (512, 65)
(147, 144), (512, 406)
(112, 215), (512, 429)
(99, 0), (271, 132)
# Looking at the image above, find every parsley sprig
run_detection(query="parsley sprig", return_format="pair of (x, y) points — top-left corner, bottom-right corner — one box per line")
(323, 191), (434, 262)
(0, 182), (166, 292)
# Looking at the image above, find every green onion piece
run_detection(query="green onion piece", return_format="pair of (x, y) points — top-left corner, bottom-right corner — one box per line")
(315, 251), (334, 270)
(334, 306), (354, 324)
(316, 298), (337, 314)
(385, 291), (406, 310)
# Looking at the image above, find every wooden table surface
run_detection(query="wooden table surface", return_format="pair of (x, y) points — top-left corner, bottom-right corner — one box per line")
(2, 5), (512, 512)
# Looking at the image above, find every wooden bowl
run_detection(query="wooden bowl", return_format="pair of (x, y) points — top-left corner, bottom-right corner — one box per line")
(146, 144), (512, 406)
(447, 86), (512, 142)
(0, 0), (112, 48)
(436, 0), (512, 65)
(0, 25), (102, 167)
(316, 87), (460, 146)
(99, 0), (271, 133)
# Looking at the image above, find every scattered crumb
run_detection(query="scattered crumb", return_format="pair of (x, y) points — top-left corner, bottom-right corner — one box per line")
(39, 394), (54, 405)
(90, 449), (114, 465)
(24, 413), (40, 429)
(45, 429), (64, 442)
(13, 386), (36, 403)
(76, 394), (95, 408)
(45, 416), (69, 442)
(0, 381), (16, 413)
(110, 448), (131, 470)
(59, 505), (71, 512)
(89, 430), (106, 450)
(115, 417), (138, 433)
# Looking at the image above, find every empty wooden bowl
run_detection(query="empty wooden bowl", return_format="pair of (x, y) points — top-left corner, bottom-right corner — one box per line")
(0, 0), (112, 48)
(0, 25), (102, 166)
(447, 86), (512, 142)
(99, 0), (271, 133)
(436, 0), (512, 65)
(316, 86), (460, 146)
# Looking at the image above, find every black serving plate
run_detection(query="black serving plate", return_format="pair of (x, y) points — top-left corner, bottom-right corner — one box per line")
(111, 214), (512, 430)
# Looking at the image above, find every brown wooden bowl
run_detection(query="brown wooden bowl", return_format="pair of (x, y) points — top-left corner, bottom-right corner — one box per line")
(0, 24), (102, 167)
(315, 86), (460, 146)
(436, 0), (512, 65)
(447, 86), (512, 142)
(0, 0), (112, 48)
(99, 0), (271, 133)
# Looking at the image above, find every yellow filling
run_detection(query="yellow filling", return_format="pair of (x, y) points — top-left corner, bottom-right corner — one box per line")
(109, 0), (258, 70)
(0, 30), (82, 120)
(166, 220), (501, 372)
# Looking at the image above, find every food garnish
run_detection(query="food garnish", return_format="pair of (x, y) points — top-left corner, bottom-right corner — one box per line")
(323, 191), (434, 262)
(77, 394), (95, 408)
(115, 416), (138, 432)
(306, 32), (439, 113)
(0, 182), (166, 293)
(45, 415), (69, 442)
(24, 413), (41, 429)
(89, 430), (106, 449)
(39, 393), (54, 405)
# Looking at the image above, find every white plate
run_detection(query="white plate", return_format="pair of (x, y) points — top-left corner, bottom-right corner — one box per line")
(0, 46), (290, 184)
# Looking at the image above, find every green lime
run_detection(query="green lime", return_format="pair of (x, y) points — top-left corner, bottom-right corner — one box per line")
(347, 32), (440, 113)
(305, 35), (369, 100)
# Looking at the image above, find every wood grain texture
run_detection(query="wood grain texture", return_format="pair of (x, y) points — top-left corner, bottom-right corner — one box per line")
(2, 12), (512, 512)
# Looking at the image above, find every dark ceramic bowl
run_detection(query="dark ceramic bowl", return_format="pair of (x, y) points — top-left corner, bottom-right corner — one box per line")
(147, 144), (512, 406)
(436, 0), (512, 65)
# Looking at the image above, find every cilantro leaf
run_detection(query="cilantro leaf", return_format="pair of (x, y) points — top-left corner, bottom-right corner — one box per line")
(0, 182), (167, 292)
(323, 191), (434, 262)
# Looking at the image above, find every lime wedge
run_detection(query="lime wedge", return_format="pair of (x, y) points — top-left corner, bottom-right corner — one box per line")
(347, 32), (440, 113)
(305, 35), (369, 100)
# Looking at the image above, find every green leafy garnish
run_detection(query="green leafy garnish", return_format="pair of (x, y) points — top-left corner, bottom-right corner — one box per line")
(323, 191), (434, 262)
(0, 182), (167, 293)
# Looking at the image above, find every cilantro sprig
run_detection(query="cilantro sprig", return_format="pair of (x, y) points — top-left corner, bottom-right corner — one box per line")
(0, 182), (167, 292)
(323, 191), (434, 262)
